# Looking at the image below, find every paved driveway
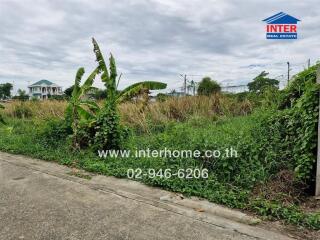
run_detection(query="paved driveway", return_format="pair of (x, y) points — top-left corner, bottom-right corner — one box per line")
(0, 152), (292, 240)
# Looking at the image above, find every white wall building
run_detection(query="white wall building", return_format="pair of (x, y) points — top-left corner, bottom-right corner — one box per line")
(28, 80), (63, 100)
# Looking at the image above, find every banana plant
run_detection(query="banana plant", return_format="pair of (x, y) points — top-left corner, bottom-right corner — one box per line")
(68, 38), (167, 150)
(92, 38), (167, 105)
(90, 38), (167, 150)
(65, 67), (99, 148)
(116, 81), (167, 103)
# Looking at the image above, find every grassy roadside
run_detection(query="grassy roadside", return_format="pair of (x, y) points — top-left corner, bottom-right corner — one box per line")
(0, 113), (319, 231)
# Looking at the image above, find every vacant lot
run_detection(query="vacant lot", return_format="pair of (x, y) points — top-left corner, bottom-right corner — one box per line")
(0, 65), (319, 235)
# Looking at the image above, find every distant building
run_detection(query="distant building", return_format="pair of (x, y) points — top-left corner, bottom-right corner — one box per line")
(28, 80), (63, 100)
(221, 85), (248, 93)
(167, 91), (186, 97)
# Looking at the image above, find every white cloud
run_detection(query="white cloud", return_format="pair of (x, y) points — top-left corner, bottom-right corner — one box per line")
(0, 0), (319, 94)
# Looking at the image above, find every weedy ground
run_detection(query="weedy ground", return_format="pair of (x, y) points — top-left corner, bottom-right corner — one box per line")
(0, 94), (319, 234)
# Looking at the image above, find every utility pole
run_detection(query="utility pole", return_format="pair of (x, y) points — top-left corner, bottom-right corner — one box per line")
(316, 67), (320, 197)
(179, 74), (187, 96)
(184, 74), (187, 96)
(12, 80), (15, 97)
(287, 62), (290, 85)
(191, 80), (195, 96)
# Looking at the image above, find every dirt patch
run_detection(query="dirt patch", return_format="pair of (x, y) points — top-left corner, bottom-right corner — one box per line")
(252, 170), (308, 205)
(252, 170), (320, 239)
(300, 197), (320, 214)
(68, 168), (93, 180)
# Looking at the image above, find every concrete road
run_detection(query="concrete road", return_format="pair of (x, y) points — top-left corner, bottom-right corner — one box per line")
(0, 152), (292, 240)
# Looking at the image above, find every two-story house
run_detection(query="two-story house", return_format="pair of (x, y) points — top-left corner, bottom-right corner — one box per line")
(28, 80), (63, 100)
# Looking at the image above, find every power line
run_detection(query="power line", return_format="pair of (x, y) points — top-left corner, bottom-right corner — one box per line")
(125, 59), (312, 94)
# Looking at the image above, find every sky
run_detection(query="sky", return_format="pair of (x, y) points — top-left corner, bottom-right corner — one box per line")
(0, 0), (319, 94)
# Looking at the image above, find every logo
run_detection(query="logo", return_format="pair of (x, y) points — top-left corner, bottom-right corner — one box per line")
(262, 12), (300, 39)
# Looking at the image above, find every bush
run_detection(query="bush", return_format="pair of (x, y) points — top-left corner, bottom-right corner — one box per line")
(80, 103), (130, 150)
(38, 119), (72, 147)
(12, 103), (33, 118)
(95, 107), (127, 150)
(0, 103), (5, 124)
(253, 65), (320, 188)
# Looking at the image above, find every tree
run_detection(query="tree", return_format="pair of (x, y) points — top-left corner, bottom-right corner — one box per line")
(12, 89), (29, 101)
(247, 71), (279, 93)
(92, 89), (107, 100)
(64, 85), (74, 98)
(197, 77), (221, 96)
(0, 83), (13, 99)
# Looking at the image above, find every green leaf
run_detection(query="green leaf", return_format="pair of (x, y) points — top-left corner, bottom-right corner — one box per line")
(0, 114), (5, 124)
(77, 106), (94, 119)
(92, 38), (109, 87)
(116, 81), (167, 103)
(72, 67), (85, 99)
(0, 104), (5, 124)
(80, 67), (99, 96)
(108, 54), (117, 101)
(80, 99), (100, 113)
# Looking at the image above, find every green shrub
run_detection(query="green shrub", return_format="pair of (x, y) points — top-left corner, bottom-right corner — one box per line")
(250, 198), (320, 230)
(92, 104), (129, 150)
(12, 103), (33, 119)
(37, 119), (72, 147)
(0, 103), (5, 124)
(254, 65), (320, 186)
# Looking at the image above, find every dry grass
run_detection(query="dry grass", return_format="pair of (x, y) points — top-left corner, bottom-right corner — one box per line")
(252, 170), (307, 206)
(2, 94), (253, 132)
(2, 100), (67, 120)
(119, 94), (253, 132)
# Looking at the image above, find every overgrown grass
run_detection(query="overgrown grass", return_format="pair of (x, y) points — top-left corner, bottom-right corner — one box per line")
(119, 94), (253, 132)
(3, 94), (252, 133)
(2, 100), (67, 120)
(0, 111), (319, 230)
(1, 68), (320, 230)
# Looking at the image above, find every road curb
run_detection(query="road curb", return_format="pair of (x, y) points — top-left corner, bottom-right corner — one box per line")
(159, 196), (262, 225)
